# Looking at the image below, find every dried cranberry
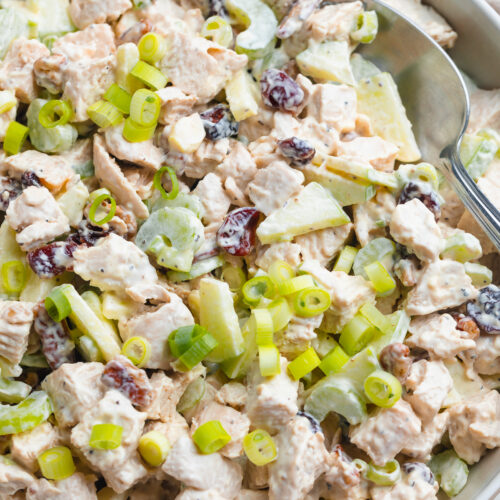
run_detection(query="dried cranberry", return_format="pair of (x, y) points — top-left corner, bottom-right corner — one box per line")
(216, 207), (261, 256)
(278, 137), (315, 165)
(33, 302), (75, 370)
(27, 240), (78, 278)
(73, 220), (109, 246)
(21, 171), (42, 188)
(102, 355), (153, 408)
(466, 285), (500, 334)
(398, 181), (441, 221)
(402, 462), (435, 485)
(0, 177), (22, 211)
(380, 342), (412, 383)
(297, 410), (322, 433)
(200, 104), (239, 141)
(260, 69), (304, 113)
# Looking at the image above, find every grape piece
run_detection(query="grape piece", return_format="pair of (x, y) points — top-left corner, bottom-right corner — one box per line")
(398, 181), (441, 221)
(0, 177), (22, 211)
(200, 104), (239, 141)
(260, 69), (304, 113)
(27, 240), (78, 278)
(33, 302), (75, 370)
(217, 207), (261, 256)
(466, 285), (500, 334)
(20, 171), (42, 189)
(101, 355), (153, 408)
(278, 137), (315, 165)
(402, 462), (435, 485)
(379, 342), (412, 383)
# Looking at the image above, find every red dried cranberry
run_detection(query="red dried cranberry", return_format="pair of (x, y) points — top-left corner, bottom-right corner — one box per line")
(278, 137), (315, 165)
(380, 342), (412, 383)
(0, 177), (22, 211)
(102, 355), (153, 408)
(73, 220), (109, 246)
(200, 104), (239, 141)
(466, 285), (500, 334)
(217, 207), (261, 256)
(21, 171), (42, 188)
(398, 181), (441, 221)
(260, 69), (304, 113)
(27, 240), (78, 278)
(33, 302), (75, 369)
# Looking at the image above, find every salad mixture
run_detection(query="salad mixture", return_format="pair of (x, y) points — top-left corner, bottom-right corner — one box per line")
(0, 0), (498, 498)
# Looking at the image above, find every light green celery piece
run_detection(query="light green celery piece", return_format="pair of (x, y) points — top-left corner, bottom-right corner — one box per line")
(303, 163), (376, 207)
(0, 8), (30, 59)
(221, 321), (257, 379)
(256, 182), (350, 244)
(167, 255), (224, 282)
(0, 356), (21, 378)
(226, 0), (277, 59)
(338, 346), (380, 392)
(464, 262), (492, 287)
(312, 331), (339, 358)
(27, 99), (77, 153)
(357, 72), (421, 162)
(296, 41), (356, 86)
(20, 269), (70, 303)
(200, 277), (245, 363)
(77, 335), (104, 362)
(0, 377), (31, 404)
(395, 162), (440, 191)
(353, 237), (396, 280)
(32, 0), (75, 38)
(81, 291), (121, 346)
(0, 221), (24, 299)
(441, 233), (482, 263)
(477, 128), (500, 155)
(0, 391), (52, 436)
(152, 192), (205, 220)
(429, 450), (469, 498)
(459, 133), (498, 181)
(370, 310), (410, 354)
(351, 53), (381, 82)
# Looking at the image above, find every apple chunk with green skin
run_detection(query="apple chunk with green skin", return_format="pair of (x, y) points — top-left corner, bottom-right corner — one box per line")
(256, 182), (350, 244)
(199, 277), (244, 363)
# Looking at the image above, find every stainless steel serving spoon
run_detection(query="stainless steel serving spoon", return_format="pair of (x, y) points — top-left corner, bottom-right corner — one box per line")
(359, 0), (500, 251)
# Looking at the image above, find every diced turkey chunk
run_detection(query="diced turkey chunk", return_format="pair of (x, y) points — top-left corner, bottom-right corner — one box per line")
(176, 490), (228, 500)
(448, 390), (500, 464)
(339, 137), (399, 172)
(382, 0), (457, 48)
(0, 458), (35, 496)
(11, 422), (60, 472)
(6, 187), (70, 252)
(406, 260), (478, 315)
(246, 357), (299, 432)
(193, 173), (231, 225)
(104, 124), (164, 170)
(101, 452), (147, 494)
(0, 301), (33, 366)
(276, 315), (322, 355)
(157, 86), (197, 125)
(69, 0), (132, 29)
(269, 416), (329, 500)
(247, 161), (304, 215)
(93, 135), (148, 219)
(255, 242), (302, 272)
(73, 233), (167, 303)
(402, 411), (449, 461)
(307, 84), (357, 133)
(390, 199), (443, 262)
(191, 402), (250, 458)
(407, 313), (476, 359)
(294, 223), (353, 266)
(26, 473), (97, 500)
(466, 335), (500, 375)
(4, 150), (75, 194)
(467, 88), (500, 133)
(163, 436), (242, 498)
(404, 360), (453, 424)
(216, 382), (247, 410)
(349, 400), (421, 466)
(0, 38), (49, 103)
(120, 294), (194, 369)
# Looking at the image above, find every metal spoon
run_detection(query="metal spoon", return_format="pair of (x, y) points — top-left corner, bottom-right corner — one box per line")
(359, 0), (500, 250)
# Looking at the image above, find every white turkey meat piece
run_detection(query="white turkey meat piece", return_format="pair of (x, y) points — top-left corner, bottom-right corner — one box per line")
(26, 473), (97, 500)
(0, 301), (34, 366)
(467, 88), (500, 134)
(0, 459), (35, 497)
(338, 136), (399, 172)
(464, 334), (500, 375)
(215, 382), (247, 410)
(157, 86), (197, 125)
(193, 173), (231, 225)
(255, 242), (302, 271)
(175, 490), (229, 500)
(69, 0), (132, 29)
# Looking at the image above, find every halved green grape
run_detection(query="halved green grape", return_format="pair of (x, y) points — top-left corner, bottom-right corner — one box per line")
(192, 420), (231, 454)
(339, 314), (377, 356)
(364, 261), (396, 296)
(38, 446), (75, 481)
(258, 344), (281, 377)
(319, 345), (350, 375)
(351, 11), (378, 44)
(288, 347), (321, 380)
(365, 459), (401, 486)
(243, 430), (277, 466)
(363, 369), (401, 408)
(429, 450), (469, 497)
(441, 233), (482, 263)
(353, 237), (396, 280)
(333, 246), (358, 274)
(177, 377), (206, 414)
(293, 288), (331, 318)
(464, 262), (493, 287)
(139, 431), (170, 467)
(89, 423), (123, 450)
(242, 276), (276, 306)
(201, 16), (233, 48)
(138, 32), (168, 64)
(226, 0), (277, 59)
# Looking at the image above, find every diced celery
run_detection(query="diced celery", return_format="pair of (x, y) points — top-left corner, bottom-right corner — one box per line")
(312, 331), (339, 358)
(477, 128), (500, 155)
(429, 450), (469, 497)
(32, 0), (75, 38)
(357, 72), (421, 162)
(296, 41), (356, 86)
(152, 192), (205, 219)
(464, 262), (492, 287)
(395, 162), (440, 191)
(441, 233), (482, 263)
(351, 53), (381, 82)
(459, 133), (498, 181)
(0, 377), (31, 404)
(0, 8), (30, 59)
(370, 310), (410, 354)
(101, 292), (135, 321)
(167, 255), (224, 282)
(221, 321), (257, 379)
(81, 291), (121, 347)
(359, 303), (392, 334)
(256, 182), (350, 244)
(338, 346), (381, 392)
(77, 335), (103, 362)
(225, 69), (260, 122)
(353, 237), (396, 280)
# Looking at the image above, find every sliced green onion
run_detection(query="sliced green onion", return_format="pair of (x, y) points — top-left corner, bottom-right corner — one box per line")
(130, 89), (161, 127)
(177, 332), (218, 370)
(87, 100), (124, 128)
(0, 91), (16, 114)
(365, 459), (401, 486)
(251, 308), (274, 345)
(242, 276), (276, 306)
(243, 429), (277, 466)
(138, 430), (170, 466)
(429, 450), (469, 497)
(333, 245), (358, 273)
(293, 287), (331, 318)
(153, 166), (179, 200)
(221, 265), (246, 291)
(169, 324), (207, 358)
(363, 369), (401, 408)
(1, 260), (26, 294)
(339, 314), (377, 356)
(38, 100), (72, 129)
(123, 117), (156, 142)
(287, 347), (320, 380)
(88, 193), (117, 226)
(37, 446), (75, 481)
(364, 261), (396, 295)
(351, 10), (378, 44)
(258, 344), (280, 377)
(201, 15), (234, 47)
(89, 187), (112, 203)
(268, 260), (295, 286)
(353, 458), (369, 476)
(45, 285), (72, 322)
(3, 121), (29, 155)
(89, 423), (123, 450)
(277, 275), (315, 296)
(359, 302), (392, 334)
(103, 84), (132, 114)
(267, 297), (293, 331)
(138, 32), (168, 64)
(192, 420), (231, 454)
(130, 61), (168, 90)
(319, 345), (350, 375)
(121, 336), (151, 368)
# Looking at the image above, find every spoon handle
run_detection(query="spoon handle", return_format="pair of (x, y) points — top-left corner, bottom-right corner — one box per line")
(442, 146), (500, 252)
